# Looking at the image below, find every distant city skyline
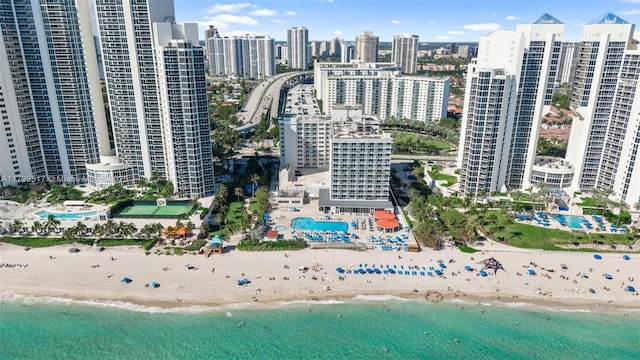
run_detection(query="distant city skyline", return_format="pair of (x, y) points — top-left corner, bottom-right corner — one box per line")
(172, 0), (640, 42)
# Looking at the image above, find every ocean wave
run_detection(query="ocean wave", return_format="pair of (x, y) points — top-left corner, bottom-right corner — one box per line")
(278, 299), (345, 306)
(352, 294), (409, 302)
(1, 291), (212, 314)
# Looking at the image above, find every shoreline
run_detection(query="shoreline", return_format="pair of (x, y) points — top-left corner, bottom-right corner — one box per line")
(1, 242), (639, 314)
(3, 289), (640, 316)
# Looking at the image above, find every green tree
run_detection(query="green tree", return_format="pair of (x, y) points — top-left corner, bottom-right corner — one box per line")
(234, 187), (244, 203)
(249, 174), (260, 198)
(44, 214), (60, 235)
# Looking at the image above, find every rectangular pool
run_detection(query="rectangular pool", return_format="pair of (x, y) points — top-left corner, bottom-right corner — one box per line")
(36, 210), (97, 219)
(552, 214), (587, 230)
(291, 217), (348, 232)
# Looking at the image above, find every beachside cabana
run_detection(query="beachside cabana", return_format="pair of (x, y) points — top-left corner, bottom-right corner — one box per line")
(205, 235), (224, 256)
(375, 218), (401, 232)
(373, 210), (396, 220)
(163, 226), (188, 238)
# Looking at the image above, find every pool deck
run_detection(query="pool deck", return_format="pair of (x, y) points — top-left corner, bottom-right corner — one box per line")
(265, 199), (417, 249)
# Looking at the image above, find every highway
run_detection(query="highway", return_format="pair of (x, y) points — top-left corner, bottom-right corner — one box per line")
(235, 71), (311, 133)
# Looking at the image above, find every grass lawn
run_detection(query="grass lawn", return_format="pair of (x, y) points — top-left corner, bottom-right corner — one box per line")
(435, 173), (457, 187)
(226, 201), (245, 224)
(577, 196), (597, 207)
(494, 223), (636, 251)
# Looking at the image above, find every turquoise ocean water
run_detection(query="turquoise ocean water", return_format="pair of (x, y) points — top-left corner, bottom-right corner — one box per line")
(1, 296), (638, 360)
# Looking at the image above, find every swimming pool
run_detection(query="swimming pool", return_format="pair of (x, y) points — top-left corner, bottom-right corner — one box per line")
(552, 214), (587, 230)
(274, 225), (287, 231)
(36, 210), (97, 220)
(291, 217), (348, 232)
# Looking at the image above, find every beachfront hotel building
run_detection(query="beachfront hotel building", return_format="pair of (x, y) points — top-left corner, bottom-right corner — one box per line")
(392, 34), (419, 74)
(287, 26), (309, 70)
(279, 106), (393, 213)
(315, 62), (449, 122)
(457, 13), (563, 197)
(0, 0), (108, 186)
(355, 31), (379, 63)
(340, 42), (355, 63)
(206, 33), (275, 79)
(565, 13), (640, 207)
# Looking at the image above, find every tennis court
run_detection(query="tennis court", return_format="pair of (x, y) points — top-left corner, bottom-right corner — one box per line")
(112, 202), (192, 218)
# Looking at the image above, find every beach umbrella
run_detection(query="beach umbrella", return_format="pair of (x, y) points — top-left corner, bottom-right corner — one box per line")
(121, 277), (131, 283)
(336, 267), (344, 273)
(626, 286), (636, 292)
(593, 254), (602, 260)
(604, 274), (613, 280)
(581, 273), (589, 278)
(623, 255), (630, 261)
(527, 269), (536, 275)
(479, 270), (487, 277)
(464, 265), (473, 271)
(439, 263), (447, 269)
(149, 281), (159, 288)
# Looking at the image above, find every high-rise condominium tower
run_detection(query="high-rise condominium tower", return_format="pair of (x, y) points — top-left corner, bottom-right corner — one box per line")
(566, 13), (640, 206)
(95, 0), (214, 197)
(94, 0), (173, 180)
(355, 31), (378, 62)
(457, 14), (563, 197)
(155, 39), (215, 198)
(556, 42), (579, 86)
(287, 26), (309, 69)
(0, 0), (108, 186)
(392, 34), (419, 73)
(207, 34), (275, 79)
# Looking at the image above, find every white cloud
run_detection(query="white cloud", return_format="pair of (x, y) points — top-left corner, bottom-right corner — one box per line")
(390, 19), (414, 25)
(334, 30), (342, 36)
(206, 3), (252, 14)
(462, 22), (500, 31)
(436, 35), (449, 40)
(271, 19), (286, 24)
(285, 11), (296, 16)
(621, 9), (640, 15)
(251, 8), (277, 16)
(224, 30), (266, 37)
(506, 15), (522, 21)
(448, 30), (465, 35)
(207, 14), (258, 28)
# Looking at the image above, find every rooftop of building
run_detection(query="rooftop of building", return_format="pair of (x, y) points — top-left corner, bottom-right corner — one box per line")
(587, 12), (629, 25)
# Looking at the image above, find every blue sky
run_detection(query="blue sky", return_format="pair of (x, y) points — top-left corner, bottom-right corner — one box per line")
(174, 0), (640, 42)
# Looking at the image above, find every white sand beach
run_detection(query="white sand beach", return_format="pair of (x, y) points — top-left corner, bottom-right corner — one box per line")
(1, 241), (639, 311)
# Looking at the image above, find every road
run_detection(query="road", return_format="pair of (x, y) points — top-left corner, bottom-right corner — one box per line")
(235, 71), (311, 133)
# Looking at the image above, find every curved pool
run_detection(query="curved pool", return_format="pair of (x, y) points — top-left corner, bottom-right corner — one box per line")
(291, 217), (348, 232)
(36, 210), (97, 219)
(274, 225), (287, 231)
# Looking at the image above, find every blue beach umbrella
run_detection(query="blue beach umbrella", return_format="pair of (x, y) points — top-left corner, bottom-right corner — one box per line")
(604, 274), (613, 280)
(593, 254), (602, 260)
(626, 286), (636, 292)
(464, 265), (473, 271)
(527, 269), (536, 275)
(623, 255), (630, 261)
(479, 270), (487, 277)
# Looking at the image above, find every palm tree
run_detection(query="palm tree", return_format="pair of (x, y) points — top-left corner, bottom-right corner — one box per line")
(62, 227), (77, 242)
(215, 184), (228, 205)
(249, 174), (260, 198)
(136, 177), (149, 193)
(11, 219), (24, 234)
(75, 221), (88, 237)
(104, 219), (117, 237)
(44, 214), (60, 235)
(120, 222), (137, 238)
(614, 201), (629, 227)
(185, 221), (195, 235)
(234, 187), (244, 203)
(92, 223), (105, 238)
(31, 221), (43, 235)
